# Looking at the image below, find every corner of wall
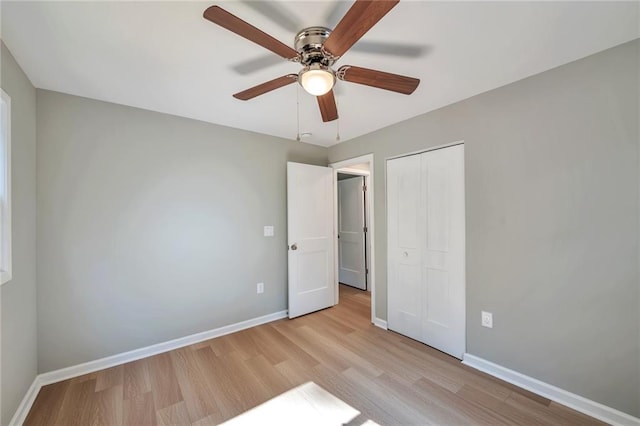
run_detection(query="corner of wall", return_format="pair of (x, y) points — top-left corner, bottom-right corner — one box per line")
(1, 41), (38, 426)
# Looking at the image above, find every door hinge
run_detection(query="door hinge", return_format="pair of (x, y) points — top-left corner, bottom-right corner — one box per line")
(363, 185), (367, 192)
(366, 268), (369, 274)
(363, 226), (368, 233)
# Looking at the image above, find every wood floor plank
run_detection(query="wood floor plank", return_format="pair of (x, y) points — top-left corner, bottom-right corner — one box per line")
(340, 367), (434, 424)
(146, 352), (184, 410)
(156, 401), (190, 426)
(411, 377), (512, 425)
(69, 371), (99, 385)
(190, 414), (218, 426)
(95, 364), (124, 392)
(377, 372), (473, 425)
(339, 328), (440, 386)
(260, 323), (321, 369)
(245, 325), (290, 365)
(275, 359), (399, 426)
(225, 328), (262, 360)
(548, 401), (607, 425)
(271, 322), (351, 373)
(169, 347), (221, 423)
(123, 392), (157, 426)
(123, 358), (151, 400)
(368, 327), (513, 400)
(309, 365), (401, 426)
(504, 390), (600, 425)
(295, 324), (384, 378)
(54, 379), (97, 426)
(24, 285), (606, 425)
(455, 384), (551, 425)
(274, 358), (318, 388)
(305, 308), (357, 336)
(346, 328), (466, 393)
(219, 352), (274, 410)
(91, 384), (124, 426)
(244, 354), (295, 396)
(192, 347), (253, 420)
(23, 380), (70, 426)
(203, 333), (236, 357)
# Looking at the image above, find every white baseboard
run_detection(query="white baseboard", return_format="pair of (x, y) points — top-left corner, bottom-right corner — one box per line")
(8, 376), (42, 426)
(373, 317), (387, 330)
(9, 310), (288, 425)
(462, 353), (640, 426)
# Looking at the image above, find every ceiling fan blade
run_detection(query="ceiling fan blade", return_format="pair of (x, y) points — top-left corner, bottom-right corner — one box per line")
(337, 65), (419, 95)
(203, 6), (299, 60)
(317, 90), (339, 122)
(323, 0), (399, 59)
(233, 74), (298, 101)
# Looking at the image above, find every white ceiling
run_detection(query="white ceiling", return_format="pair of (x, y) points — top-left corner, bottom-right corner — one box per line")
(2, 1), (638, 147)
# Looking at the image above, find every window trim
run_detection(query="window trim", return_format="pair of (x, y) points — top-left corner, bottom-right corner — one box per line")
(0, 89), (12, 285)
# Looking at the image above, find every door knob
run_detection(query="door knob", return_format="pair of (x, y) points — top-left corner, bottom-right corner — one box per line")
(403, 251), (408, 257)
(291, 243), (298, 251)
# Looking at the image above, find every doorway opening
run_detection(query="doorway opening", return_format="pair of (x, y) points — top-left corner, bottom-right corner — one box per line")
(330, 154), (378, 326)
(337, 172), (368, 291)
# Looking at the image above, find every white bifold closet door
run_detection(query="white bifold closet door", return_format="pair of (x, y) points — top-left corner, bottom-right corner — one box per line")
(387, 144), (465, 359)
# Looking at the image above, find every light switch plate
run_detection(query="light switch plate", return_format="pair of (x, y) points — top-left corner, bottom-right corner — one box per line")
(257, 282), (264, 294)
(263, 226), (274, 237)
(481, 311), (493, 328)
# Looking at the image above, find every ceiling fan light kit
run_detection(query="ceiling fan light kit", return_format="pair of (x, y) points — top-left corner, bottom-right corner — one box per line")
(203, 0), (420, 125)
(299, 64), (335, 96)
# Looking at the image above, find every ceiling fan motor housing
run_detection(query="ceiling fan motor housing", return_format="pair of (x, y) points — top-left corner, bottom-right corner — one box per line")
(294, 27), (336, 67)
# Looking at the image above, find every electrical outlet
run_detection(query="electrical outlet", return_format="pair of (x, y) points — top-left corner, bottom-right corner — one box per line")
(257, 282), (264, 294)
(481, 311), (493, 328)
(263, 226), (274, 237)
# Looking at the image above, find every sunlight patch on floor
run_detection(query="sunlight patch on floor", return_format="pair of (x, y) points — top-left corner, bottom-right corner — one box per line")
(221, 382), (378, 426)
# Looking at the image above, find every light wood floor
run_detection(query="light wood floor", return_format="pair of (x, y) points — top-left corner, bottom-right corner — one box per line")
(25, 285), (602, 425)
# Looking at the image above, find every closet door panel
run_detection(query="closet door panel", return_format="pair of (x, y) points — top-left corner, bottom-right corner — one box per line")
(387, 154), (422, 341)
(421, 145), (466, 359)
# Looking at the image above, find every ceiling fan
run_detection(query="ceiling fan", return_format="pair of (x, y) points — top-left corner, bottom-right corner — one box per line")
(203, 0), (420, 123)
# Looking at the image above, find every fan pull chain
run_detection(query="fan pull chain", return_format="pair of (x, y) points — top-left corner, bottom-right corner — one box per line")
(336, 96), (341, 142)
(296, 85), (301, 142)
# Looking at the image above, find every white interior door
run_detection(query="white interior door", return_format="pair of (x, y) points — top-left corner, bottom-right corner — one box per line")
(338, 177), (366, 290)
(387, 145), (466, 359)
(287, 162), (335, 319)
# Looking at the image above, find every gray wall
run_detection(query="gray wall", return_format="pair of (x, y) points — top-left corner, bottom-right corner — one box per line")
(36, 90), (327, 372)
(0, 42), (38, 425)
(328, 40), (640, 416)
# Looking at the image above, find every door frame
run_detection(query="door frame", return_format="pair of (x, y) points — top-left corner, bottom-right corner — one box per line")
(385, 140), (464, 162)
(330, 154), (377, 325)
(337, 171), (368, 290)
